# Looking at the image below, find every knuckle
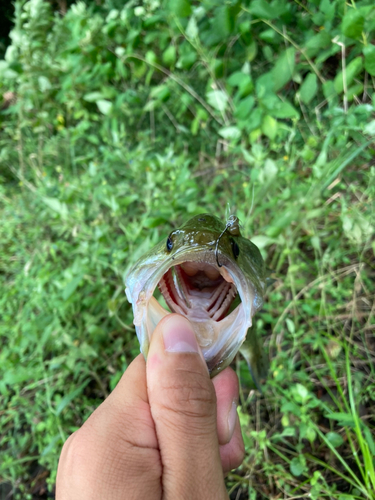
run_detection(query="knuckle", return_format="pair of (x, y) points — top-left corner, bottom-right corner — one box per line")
(157, 367), (216, 420)
(60, 427), (96, 467)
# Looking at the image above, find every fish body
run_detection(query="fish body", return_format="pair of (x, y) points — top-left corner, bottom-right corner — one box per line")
(125, 214), (268, 385)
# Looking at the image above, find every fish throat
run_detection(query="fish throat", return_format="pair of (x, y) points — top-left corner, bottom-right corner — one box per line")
(158, 262), (237, 322)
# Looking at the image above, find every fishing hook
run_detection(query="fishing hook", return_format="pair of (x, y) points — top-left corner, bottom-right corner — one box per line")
(215, 226), (228, 268)
(215, 216), (240, 267)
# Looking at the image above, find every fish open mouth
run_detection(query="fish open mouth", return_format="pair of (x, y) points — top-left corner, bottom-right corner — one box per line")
(126, 247), (255, 374)
(141, 253), (253, 373)
(125, 214), (266, 377)
(157, 262), (238, 323)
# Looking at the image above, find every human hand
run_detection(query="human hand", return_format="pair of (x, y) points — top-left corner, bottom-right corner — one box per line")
(56, 314), (245, 499)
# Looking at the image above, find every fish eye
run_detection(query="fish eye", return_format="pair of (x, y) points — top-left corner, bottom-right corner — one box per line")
(166, 235), (174, 252)
(231, 239), (240, 259)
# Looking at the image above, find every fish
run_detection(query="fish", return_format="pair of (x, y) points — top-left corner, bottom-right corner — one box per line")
(125, 214), (269, 387)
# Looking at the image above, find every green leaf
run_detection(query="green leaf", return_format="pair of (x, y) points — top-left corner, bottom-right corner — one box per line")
(347, 83), (363, 101)
(249, 0), (277, 20)
(262, 115), (277, 140)
(259, 158), (278, 183)
(143, 217), (168, 228)
(213, 5), (237, 36)
(326, 432), (344, 448)
(210, 58), (224, 79)
(247, 108), (263, 131)
(280, 426), (296, 437)
(84, 92), (106, 102)
(286, 318), (295, 334)
(293, 383), (309, 403)
(272, 48), (295, 92)
(305, 32), (331, 57)
(234, 95), (255, 120)
(263, 45), (273, 63)
(290, 456), (306, 477)
(322, 80), (336, 100)
(206, 90), (228, 112)
(256, 72), (275, 98)
(186, 16), (198, 38)
(227, 71), (250, 88)
(363, 424), (375, 455)
(321, 140), (371, 192)
(145, 50), (157, 65)
(42, 197), (68, 217)
(364, 45), (375, 76)
(162, 45), (176, 66)
(334, 57), (363, 94)
(62, 276), (83, 301)
(250, 235), (277, 249)
(228, 72), (253, 98)
(300, 73), (318, 104)
(364, 120), (375, 136)
(176, 50), (197, 70)
(319, 0), (335, 20)
(259, 28), (279, 44)
(167, 0), (191, 18)
(305, 427), (316, 443)
(41, 434), (62, 457)
(272, 100), (299, 119)
(96, 99), (113, 115)
(0, 65), (18, 79)
(342, 9), (364, 40)
(38, 76), (52, 92)
(143, 100), (158, 112)
(150, 85), (170, 101)
(55, 379), (90, 415)
(325, 412), (355, 426)
(218, 126), (241, 141)
(247, 40), (258, 62)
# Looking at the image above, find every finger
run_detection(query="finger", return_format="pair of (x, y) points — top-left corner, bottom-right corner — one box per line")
(212, 367), (239, 445)
(219, 414), (245, 473)
(56, 355), (161, 500)
(146, 314), (228, 500)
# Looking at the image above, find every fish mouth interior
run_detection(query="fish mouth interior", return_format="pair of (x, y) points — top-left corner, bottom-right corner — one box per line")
(155, 261), (240, 325)
(143, 257), (250, 370)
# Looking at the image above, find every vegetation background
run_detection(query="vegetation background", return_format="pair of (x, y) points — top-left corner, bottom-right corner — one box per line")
(0, 0), (374, 498)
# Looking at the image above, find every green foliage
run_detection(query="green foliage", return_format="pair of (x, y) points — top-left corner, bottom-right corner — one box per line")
(300, 73), (318, 104)
(0, 0), (374, 498)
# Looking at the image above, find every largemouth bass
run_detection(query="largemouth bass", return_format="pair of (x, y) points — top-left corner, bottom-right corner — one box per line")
(125, 214), (269, 386)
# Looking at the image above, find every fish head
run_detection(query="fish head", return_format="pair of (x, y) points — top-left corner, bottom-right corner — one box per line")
(125, 214), (267, 376)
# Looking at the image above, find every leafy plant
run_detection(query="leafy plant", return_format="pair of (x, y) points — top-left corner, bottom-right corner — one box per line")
(0, 0), (374, 498)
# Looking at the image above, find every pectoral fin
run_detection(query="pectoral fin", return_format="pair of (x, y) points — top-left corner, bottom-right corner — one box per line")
(239, 324), (269, 392)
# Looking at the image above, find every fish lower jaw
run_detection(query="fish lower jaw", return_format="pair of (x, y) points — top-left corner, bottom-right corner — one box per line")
(143, 295), (251, 375)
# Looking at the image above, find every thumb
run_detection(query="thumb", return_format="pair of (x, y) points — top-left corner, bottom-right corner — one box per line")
(146, 314), (228, 500)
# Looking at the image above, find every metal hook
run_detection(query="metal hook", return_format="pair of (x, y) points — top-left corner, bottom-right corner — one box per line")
(215, 215), (241, 267)
(215, 224), (229, 268)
